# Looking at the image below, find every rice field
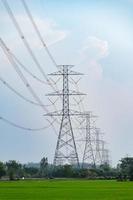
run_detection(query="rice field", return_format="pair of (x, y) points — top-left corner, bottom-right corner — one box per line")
(0, 179), (132, 200)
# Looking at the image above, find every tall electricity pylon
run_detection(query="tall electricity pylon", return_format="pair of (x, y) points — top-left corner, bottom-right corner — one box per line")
(94, 128), (103, 165)
(82, 112), (96, 168)
(101, 141), (110, 165)
(45, 65), (85, 167)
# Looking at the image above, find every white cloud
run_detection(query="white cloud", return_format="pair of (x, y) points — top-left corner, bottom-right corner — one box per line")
(82, 36), (109, 59)
(17, 15), (68, 48)
(80, 36), (109, 80)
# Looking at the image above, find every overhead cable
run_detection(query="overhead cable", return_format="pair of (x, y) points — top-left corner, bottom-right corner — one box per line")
(0, 115), (54, 131)
(1, 0), (56, 88)
(0, 76), (54, 107)
(0, 38), (60, 130)
(21, 0), (57, 67)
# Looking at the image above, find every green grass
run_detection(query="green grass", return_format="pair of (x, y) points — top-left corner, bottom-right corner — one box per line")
(0, 180), (133, 200)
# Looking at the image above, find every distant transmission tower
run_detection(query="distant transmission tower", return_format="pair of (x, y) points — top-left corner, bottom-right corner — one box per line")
(104, 149), (110, 165)
(45, 65), (84, 167)
(82, 112), (96, 168)
(94, 128), (103, 165)
(101, 141), (110, 165)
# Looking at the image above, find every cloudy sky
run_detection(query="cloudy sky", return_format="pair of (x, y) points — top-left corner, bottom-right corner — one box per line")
(0, 0), (133, 166)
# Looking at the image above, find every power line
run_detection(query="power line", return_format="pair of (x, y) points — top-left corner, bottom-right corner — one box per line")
(0, 38), (60, 131)
(3, 45), (59, 86)
(0, 38), (48, 113)
(0, 116), (53, 131)
(13, 54), (49, 85)
(1, 0), (63, 113)
(12, 52), (61, 113)
(1, 0), (56, 88)
(0, 38), (60, 137)
(21, 0), (57, 67)
(0, 76), (54, 107)
(20, 0), (83, 114)
(0, 0), (63, 134)
(0, 39), (60, 119)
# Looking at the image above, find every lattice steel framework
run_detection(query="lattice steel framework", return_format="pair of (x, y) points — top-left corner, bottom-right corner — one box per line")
(94, 128), (103, 165)
(101, 141), (110, 165)
(45, 65), (85, 167)
(82, 112), (96, 168)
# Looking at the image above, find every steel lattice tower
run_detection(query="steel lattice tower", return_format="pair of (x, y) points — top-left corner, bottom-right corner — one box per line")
(101, 141), (110, 165)
(45, 65), (84, 167)
(94, 128), (103, 165)
(82, 112), (96, 168)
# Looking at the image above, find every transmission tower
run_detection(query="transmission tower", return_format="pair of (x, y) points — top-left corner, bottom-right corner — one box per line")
(82, 112), (97, 168)
(104, 149), (110, 165)
(101, 141), (110, 165)
(94, 128), (103, 165)
(45, 65), (85, 167)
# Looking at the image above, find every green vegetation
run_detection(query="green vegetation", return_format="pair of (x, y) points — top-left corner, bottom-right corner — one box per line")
(0, 158), (117, 180)
(117, 157), (133, 181)
(1, 156), (133, 180)
(0, 180), (133, 200)
(0, 162), (6, 178)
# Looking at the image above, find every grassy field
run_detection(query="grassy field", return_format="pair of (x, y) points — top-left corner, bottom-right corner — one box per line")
(0, 180), (133, 200)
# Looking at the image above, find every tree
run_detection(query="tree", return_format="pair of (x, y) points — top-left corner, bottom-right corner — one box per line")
(79, 169), (89, 178)
(0, 162), (6, 179)
(99, 164), (112, 178)
(40, 157), (48, 177)
(6, 160), (22, 180)
(63, 165), (74, 177)
(118, 157), (133, 181)
(23, 166), (39, 177)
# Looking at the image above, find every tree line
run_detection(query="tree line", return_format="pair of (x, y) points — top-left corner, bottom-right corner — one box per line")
(0, 157), (133, 181)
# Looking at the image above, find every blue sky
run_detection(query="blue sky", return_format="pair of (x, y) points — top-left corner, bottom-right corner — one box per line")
(0, 0), (133, 166)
